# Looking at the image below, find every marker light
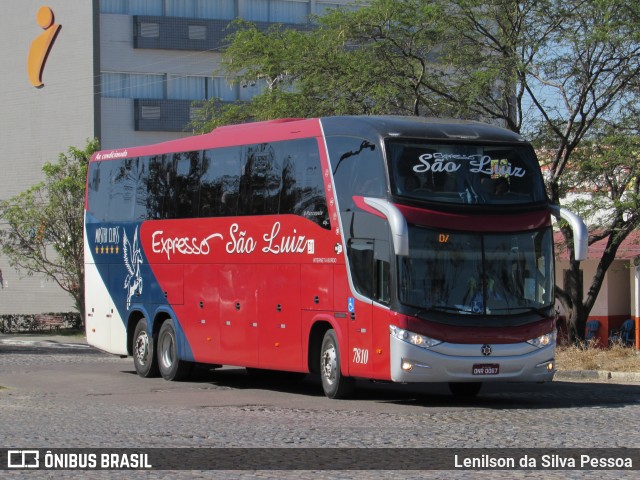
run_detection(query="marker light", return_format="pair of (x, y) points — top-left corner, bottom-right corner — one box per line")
(390, 325), (442, 349)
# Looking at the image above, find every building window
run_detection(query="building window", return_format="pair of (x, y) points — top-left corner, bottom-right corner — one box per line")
(100, 0), (163, 15)
(207, 77), (237, 101)
(102, 72), (164, 99)
(166, 0), (236, 19)
(167, 76), (238, 101)
(242, 0), (310, 24)
(167, 75), (207, 100)
(316, 2), (357, 16)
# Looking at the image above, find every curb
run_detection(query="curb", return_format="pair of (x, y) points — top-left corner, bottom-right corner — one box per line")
(555, 370), (640, 383)
(0, 333), (88, 347)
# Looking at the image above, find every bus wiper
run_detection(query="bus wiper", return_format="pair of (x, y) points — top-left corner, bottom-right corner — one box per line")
(414, 305), (468, 317)
(486, 306), (552, 318)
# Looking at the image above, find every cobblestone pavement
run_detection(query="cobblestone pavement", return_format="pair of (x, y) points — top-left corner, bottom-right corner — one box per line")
(1, 339), (639, 479)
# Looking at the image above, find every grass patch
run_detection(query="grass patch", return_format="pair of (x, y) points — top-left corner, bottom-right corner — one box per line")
(556, 342), (639, 372)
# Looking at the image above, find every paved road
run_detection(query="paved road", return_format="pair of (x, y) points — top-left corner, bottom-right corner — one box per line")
(1, 338), (639, 479)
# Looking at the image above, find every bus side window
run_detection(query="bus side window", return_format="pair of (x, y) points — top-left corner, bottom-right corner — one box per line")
(238, 143), (281, 216)
(171, 151), (201, 219)
(326, 136), (385, 212)
(110, 157), (137, 222)
(88, 162), (107, 221)
(374, 239), (391, 305)
(142, 155), (171, 219)
(348, 239), (374, 298)
(279, 139), (329, 229)
(347, 238), (391, 304)
(200, 147), (241, 217)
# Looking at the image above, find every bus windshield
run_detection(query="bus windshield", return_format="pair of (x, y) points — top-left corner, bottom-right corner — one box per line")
(387, 140), (547, 205)
(398, 226), (554, 316)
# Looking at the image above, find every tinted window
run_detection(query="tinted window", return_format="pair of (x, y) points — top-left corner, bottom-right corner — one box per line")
(87, 161), (108, 221)
(279, 139), (328, 228)
(110, 157), (138, 221)
(326, 136), (386, 211)
(387, 140), (547, 205)
(398, 226), (554, 316)
(200, 146), (242, 217)
(139, 155), (171, 219)
(87, 138), (329, 227)
(348, 239), (374, 298)
(168, 151), (201, 218)
(239, 143), (281, 216)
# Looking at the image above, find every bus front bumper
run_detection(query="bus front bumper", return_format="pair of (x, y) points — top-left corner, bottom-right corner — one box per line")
(390, 335), (556, 383)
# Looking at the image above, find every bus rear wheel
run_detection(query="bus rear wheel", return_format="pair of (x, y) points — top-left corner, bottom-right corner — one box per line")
(448, 382), (482, 397)
(157, 319), (193, 381)
(132, 318), (159, 378)
(320, 329), (355, 399)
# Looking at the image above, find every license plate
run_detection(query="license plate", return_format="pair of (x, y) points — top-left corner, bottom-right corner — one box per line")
(473, 364), (500, 375)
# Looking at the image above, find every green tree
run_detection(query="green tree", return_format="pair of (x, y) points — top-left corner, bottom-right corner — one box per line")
(196, 0), (640, 342)
(0, 139), (99, 322)
(191, 2), (452, 130)
(444, 0), (640, 341)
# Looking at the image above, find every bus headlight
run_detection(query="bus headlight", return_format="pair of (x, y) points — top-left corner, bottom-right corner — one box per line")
(390, 325), (442, 349)
(527, 331), (556, 348)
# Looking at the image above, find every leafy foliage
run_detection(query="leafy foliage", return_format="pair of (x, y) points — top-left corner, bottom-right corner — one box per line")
(0, 139), (99, 321)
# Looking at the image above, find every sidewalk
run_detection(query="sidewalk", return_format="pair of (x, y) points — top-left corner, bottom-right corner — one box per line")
(554, 369), (640, 383)
(0, 331), (88, 347)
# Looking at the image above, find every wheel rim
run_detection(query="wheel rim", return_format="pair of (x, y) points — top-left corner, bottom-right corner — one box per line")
(160, 331), (174, 369)
(134, 331), (150, 366)
(322, 343), (337, 386)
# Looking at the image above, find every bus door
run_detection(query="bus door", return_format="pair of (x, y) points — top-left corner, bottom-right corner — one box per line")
(219, 264), (259, 367)
(258, 264), (303, 371)
(345, 238), (380, 378)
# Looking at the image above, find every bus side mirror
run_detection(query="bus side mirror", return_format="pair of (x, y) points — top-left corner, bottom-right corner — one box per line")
(550, 205), (588, 261)
(363, 197), (409, 257)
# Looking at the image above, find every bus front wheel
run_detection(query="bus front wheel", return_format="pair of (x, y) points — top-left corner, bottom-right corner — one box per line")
(320, 329), (355, 399)
(132, 318), (159, 378)
(157, 319), (193, 381)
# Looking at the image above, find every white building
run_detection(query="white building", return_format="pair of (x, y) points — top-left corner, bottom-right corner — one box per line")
(0, 0), (355, 315)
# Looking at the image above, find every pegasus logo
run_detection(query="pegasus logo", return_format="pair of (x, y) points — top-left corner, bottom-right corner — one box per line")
(123, 227), (143, 310)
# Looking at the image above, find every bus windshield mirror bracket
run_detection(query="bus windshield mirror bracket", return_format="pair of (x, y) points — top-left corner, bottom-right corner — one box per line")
(550, 204), (588, 261)
(363, 197), (409, 256)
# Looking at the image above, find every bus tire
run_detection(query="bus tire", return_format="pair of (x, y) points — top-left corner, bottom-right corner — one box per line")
(448, 382), (482, 397)
(132, 318), (159, 378)
(157, 319), (192, 381)
(320, 329), (355, 399)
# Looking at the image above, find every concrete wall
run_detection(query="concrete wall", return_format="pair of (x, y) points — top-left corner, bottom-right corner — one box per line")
(0, 1), (96, 314)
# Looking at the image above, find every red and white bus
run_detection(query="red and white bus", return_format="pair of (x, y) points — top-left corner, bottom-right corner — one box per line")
(84, 116), (586, 398)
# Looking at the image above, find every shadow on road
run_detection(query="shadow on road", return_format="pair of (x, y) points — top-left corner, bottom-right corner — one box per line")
(132, 364), (640, 410)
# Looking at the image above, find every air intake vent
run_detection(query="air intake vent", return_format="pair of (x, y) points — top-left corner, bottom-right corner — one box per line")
(141, 106), (161, 119)
(140, 23), (159, 38)
(188, 25), (207, 40)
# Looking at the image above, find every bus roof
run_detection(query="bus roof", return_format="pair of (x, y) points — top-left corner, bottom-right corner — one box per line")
(91, 116), (527, 163)
(320, 116), (527, 144)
